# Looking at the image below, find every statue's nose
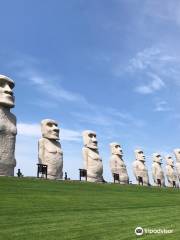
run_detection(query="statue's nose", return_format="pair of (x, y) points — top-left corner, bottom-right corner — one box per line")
(4, 83), (13, 95)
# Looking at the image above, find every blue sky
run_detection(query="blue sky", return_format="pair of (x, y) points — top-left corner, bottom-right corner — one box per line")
(1, 0), (180, 183)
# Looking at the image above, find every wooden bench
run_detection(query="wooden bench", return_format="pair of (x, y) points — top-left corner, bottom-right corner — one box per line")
(79, 169), (87, 181)
(173, 181), (176, 188)
(157, 179), (161, 187)
(138, 176), (143, 185)
(113, 173), (120, 183)
(37, 164), (48, 179)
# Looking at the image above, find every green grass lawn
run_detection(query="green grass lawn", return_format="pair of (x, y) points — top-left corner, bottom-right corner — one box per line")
(0, 177), (180, 240)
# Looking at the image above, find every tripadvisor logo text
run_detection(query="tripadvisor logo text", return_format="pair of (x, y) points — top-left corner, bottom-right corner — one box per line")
(135, 226), (174, 236)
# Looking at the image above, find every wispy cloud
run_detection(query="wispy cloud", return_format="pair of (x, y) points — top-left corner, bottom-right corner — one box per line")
(9, 56), (88, 104)
(154, 100), (172, 112)
(10, 54), (146, 132)
(21, 71), (87, 103)
(127, 47), (162, 72)
(72, 107), (146, 128)
(144, 1), (180, 26)
(127, 47), (178, 74)
(125, 46), (180, 94)
(17, 123), (81, 141)
(135, 73), (165, 94)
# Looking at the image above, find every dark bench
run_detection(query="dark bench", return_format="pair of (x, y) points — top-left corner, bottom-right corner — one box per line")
(79, 169), (87, 181)
(113, 173), (120, 183)
(157, 179), (161, 187)
(37, 164), (48, 179)
(138, 176), (143, 185)
(173, 181), (176, 188)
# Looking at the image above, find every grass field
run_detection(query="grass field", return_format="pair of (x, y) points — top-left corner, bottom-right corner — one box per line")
(0, 177), (180, 240)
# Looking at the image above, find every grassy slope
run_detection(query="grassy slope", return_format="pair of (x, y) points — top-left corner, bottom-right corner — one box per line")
(0, 177), (180, 240)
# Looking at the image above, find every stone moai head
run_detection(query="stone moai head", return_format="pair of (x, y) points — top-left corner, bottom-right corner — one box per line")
(110, 142), (123, 156)
(152, 153), (162, 165)
(135, 149), (145, 162)
(165, 155), (174, 167)
(41, 119), (59, 140)
(82, 130), (98, 150)
(174, 149), (180, 162)
(0, 75), (15, 108)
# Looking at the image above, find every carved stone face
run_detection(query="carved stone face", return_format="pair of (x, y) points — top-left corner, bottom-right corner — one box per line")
(165, 155), (174, 167)
(0, 75), (15, 108)
(41, 119), (59, 140)
(110, 142), (123, 156)
(82, 130), (98, 149)
(174, 149), (180, 162)
(135, 149), (145, 162)
(153, 153), (162, 164)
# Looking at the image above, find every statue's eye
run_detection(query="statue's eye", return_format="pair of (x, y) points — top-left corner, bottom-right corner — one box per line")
(89, 134), (94, 138)
(0, 81), (5, 87)
(47, 123), (53, 127)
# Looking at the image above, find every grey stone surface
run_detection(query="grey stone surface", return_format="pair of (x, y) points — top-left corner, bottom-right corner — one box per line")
(165, 155), (177, 187)
(133, 149), (149, 186)
(174, 149), (180, 181)
(109, 142), (129, 184)
(0, 75), (17, 176)
(38, 119), (63, 179)
(82, 130), (104, 182)
(152, 153), (165, 186)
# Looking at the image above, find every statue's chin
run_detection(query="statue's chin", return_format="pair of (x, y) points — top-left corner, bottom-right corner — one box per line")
(87, 145), (98, 150)
(49, 136), (59, 140)
(43, 134), (59, 140)
(113, 152), (123, 156)
(0, 100), (15, 108)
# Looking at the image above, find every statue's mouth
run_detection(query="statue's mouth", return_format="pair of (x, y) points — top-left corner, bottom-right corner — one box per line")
(4, 91), (13, 97)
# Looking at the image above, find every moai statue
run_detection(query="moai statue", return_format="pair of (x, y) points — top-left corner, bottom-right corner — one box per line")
(152, 153), (165, 187)
(0, 75), (17, 176)
(165, 155), (177, 187)
(174, 149), (180, 181)
(38, 119), (63, 179)
(109, 142), (129, 184)
(133, 149), (150, 186)
(82, 130), (104, 182)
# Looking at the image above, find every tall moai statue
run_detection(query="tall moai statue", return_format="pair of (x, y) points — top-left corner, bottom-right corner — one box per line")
(38, 119), (63, 179)
(82, 130), (104, 182)
(133, 149), (149, 186)
(165, 155), (177, 187)
(152, 153), (165, 187)
(0, 75), (17, 176)
(109, 142), (129, 184)
(174, 149), (180, 181)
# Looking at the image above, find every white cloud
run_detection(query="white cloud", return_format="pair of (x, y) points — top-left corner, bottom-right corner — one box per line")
(72, 107), (146, 129)
(17, 123), (40, 137)
(17, 123), (81, 141)
(154, 100), (171, 112)
(27, 73), (87, 103)
(11, 58), (88, 104)
(61, 129), (81, 141)
(135, 73), (165, 94)
(144, 1), (180, 26)
(127, 47), (178, 74)
(124, 46), (180, 94)
(127, 47), (161, 72)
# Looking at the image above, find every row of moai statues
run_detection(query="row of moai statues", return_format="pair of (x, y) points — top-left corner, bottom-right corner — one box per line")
(0, 74), (180, 187)
(82, 130), (179, 187)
